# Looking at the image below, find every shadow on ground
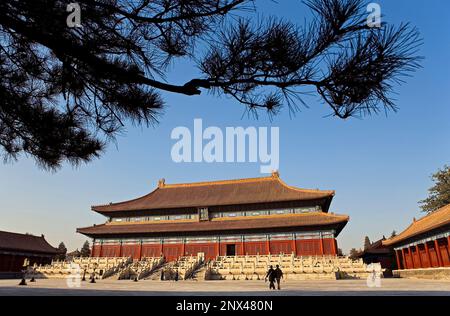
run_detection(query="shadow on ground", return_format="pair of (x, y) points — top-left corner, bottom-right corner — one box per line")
(1, 287), (449, 296)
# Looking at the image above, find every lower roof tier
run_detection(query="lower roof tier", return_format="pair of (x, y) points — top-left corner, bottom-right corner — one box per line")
(77, 212), (349, 238)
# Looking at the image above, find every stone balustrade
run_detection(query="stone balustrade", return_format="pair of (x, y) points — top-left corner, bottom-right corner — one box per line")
(34, 254), (380, 281)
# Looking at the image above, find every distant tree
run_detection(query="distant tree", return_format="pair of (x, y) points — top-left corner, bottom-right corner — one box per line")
(419, 165), (450, 213)
(80, 241), (91, 257)
(363, 236), (371, 250)
(56, 242), (67, 261)
(390, 230), (397, 238)
(349, 248), (360, 260)
(0, 0), (422, 169)
(337, 248), (343, 256)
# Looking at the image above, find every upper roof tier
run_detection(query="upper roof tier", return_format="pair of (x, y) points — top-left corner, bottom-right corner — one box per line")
(91, 173), (335, 215)
(383, 203), (450, 247)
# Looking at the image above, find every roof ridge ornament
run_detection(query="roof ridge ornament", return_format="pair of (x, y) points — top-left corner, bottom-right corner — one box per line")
(271, 170), (279, 178)
(158, 178), (166, 188)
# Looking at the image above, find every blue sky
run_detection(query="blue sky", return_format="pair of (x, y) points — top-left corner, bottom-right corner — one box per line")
(0, 0), (449, 253)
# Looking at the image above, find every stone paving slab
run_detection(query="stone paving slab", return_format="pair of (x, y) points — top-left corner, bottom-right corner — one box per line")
(0, 279), (449, 296)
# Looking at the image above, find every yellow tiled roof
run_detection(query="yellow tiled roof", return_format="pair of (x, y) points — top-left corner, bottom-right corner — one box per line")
(382, 204), (450, 246)
(92, 173), (335, 213)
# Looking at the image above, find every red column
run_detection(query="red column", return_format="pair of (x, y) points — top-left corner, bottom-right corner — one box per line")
(291, 235), (297, 256)
(99, 242), (103, 258)
(401, 248), (407, 269)
(137, 242), (142, 260)
(90, 239), (95, 257)
(241, 237), (245, 255)
(395, 250), (401, 270)
(319, 238), (324, 255)
(266, 237), (270, 255)
(447, 237), (450, 264)
(216, 239), (220, 257)
(434, 239), (444, 267)
(159, 241), (164, 257)
(408, 246), (415, 269)
(331, 238), (337, 256)
(181, 239), (186, 257)
(415, 245), (423, 268)
(424, 242), (432, 268)
(118, 242), (123, 257)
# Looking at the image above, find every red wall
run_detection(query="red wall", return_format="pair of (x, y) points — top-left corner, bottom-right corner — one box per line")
(185, 243), (216, 259)
(295, 238), (335, 256)
(91, 245), (101, 257)
(270, 241), (293, 254)
(91, 238), (338, 260)
(141, 244), (160, 258)
(99, 244), (120, 257)
(121, 244), (138, 258)
(244, 241), (268, 255)
(162, 244), (183, 261)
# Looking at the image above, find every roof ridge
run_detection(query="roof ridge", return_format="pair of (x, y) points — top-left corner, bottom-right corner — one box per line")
(276, 177), (335, 195)
(161, 175), (334, 194)
(383, 203), (450, 246)
(161, 175), (276, 188)
(415, 203), (450, 223)
(91, 188), (159, 209)
(391, 204), (450, 230)
(0, 230), (42, 238)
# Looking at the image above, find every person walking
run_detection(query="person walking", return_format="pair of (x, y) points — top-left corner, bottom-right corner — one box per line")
(265, 265), (276, 290)
(274, 265), (283, 290)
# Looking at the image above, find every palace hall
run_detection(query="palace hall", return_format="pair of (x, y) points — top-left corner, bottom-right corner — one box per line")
(77, 172), (349, 261)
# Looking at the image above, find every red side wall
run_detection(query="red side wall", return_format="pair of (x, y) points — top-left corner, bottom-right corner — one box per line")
(397, 237), (449, 269)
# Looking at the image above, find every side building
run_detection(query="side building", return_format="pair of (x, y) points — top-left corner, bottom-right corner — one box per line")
(383, 203), (450, 278)
(77, 173), (349, 261)
(0, 231), (59, 277)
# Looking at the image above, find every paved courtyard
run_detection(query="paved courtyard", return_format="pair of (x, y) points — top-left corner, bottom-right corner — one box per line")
(0, 278), (449, 295)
